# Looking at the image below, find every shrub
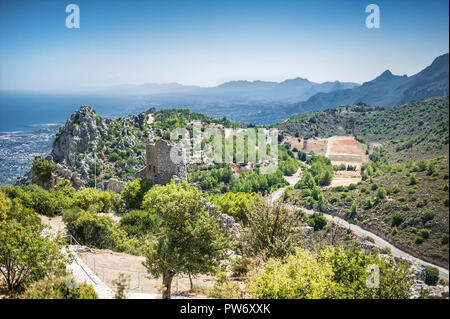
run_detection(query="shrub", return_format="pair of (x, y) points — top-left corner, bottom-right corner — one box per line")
(415, 236), (424, 244)
(393, 184), (401, 194)
(112, 273), (130, 299)
(119, 209), (156, 237)
(22, 276), (97, 299)
(248, 248), (335, 299)
(32, 158), (56, 183)
(376, 188), (387, 200)
(248, 247), (414, 299)
(392, 213), (404, 227)
(441, 234), (449, 245)
(63, 208), (136, 252)
(0, 219), (69, 291)
(365, 197), (373, 209)
(422, 209), (435, 223)
(244, 199), (303, 259)
(418, 229), (430, 239)
(230, 256), (253, 278)
(73, 188), (115, 213)
(350, 202), (358, 217)
(121, 178), (153, 210)
(392, 226), (398, 235)
(409, 175), (418, 186)
(4, 185), (72, 217)
(307, 214), (327, 231)
(207, 192), (260, 226)
(424, 266), (439, 286)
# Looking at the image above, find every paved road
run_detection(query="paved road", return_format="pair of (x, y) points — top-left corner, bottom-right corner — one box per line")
(270, 185), (449, 280)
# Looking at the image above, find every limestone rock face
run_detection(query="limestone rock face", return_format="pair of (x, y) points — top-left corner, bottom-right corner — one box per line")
(202, 199), (244, 240)
(107, 178), (126, 193)
(51, 105), (100, 166)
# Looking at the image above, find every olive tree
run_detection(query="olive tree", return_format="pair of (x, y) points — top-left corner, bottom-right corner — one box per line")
(243, 199), (303, 260)
(142, 181), (232, 299)
(0, 220), (69, 291)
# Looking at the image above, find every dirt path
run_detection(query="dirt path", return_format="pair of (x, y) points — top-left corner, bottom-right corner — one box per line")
(78, 249), (212, 299)
(270, 167), (302, 204)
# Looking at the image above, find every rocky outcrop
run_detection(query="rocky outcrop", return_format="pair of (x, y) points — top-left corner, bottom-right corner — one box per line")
(44, 105), (151, 187)
(52, 105), (100, 166)
(106, 178), (126, 193)
(202, 199), (244, 240)
(30, 155), (84, 190)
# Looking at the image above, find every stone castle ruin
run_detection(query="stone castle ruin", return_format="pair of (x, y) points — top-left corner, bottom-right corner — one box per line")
(137, 139), (187, 185)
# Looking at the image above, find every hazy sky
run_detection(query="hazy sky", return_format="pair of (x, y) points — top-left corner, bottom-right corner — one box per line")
(0, 0), (448, 91)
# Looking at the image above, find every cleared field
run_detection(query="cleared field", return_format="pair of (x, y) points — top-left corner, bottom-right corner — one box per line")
(283, 135), (370, 182)
(330, 139), (366, 155)
(303, 138), (328, 155)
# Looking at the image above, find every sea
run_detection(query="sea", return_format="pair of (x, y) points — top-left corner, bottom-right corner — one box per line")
(0, 91), (152, 185)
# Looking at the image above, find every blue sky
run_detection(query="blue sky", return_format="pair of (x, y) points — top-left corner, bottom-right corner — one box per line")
(0, 0), (448, 91)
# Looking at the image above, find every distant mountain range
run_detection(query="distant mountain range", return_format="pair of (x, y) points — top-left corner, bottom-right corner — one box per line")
(109, 53), (449, 124)
(289, 53), (449, 113)
(111, 77), (359, 105)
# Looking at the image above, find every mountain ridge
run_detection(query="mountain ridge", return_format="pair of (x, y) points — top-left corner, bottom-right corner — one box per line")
(291, 53), (449, 113)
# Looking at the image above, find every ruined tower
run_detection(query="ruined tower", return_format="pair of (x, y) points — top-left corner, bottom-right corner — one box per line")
(136, 139), (187, 185)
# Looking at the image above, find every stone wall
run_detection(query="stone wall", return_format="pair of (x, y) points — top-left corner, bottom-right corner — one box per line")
(137, 139), (186, 185)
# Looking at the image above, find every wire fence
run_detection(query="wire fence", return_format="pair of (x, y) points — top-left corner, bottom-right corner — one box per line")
(76, 250), (213, 294)
(65, 234), (245, 294)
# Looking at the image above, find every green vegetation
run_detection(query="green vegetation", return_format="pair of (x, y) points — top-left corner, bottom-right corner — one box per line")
(32, 157), (56, 183)
(62, 208), (138, 253)
(242, 199), (303, 259)
(295, 154), (333, 188)
(227, 247), (414, 299)
(279, 97), (450, 267)
(307, 214), (327, 231)
(207, 192), (260, 226)
(277, 97), (449, 146)
(22, 276), (97, 299)
(120, 178), (153, 209)
(424, 266), (439, 286)
(142, 181), (232, 299)
(0, 193), (70, 293)
(119, 209), (156, 239)
(112, 273), (130, 299)
(189, 166), (288, 195)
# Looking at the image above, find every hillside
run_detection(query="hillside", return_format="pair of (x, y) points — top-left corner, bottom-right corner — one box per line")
(278, 97), (449, 267)
(277, 97), (449, 146)
(288, 53), (449, 114)
(23, 106), (243, 188)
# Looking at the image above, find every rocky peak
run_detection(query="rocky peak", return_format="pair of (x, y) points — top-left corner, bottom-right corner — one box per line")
(51, 105), (101, 165)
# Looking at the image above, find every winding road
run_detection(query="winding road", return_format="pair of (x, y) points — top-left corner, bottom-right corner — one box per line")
(270, 174), (449, 280)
